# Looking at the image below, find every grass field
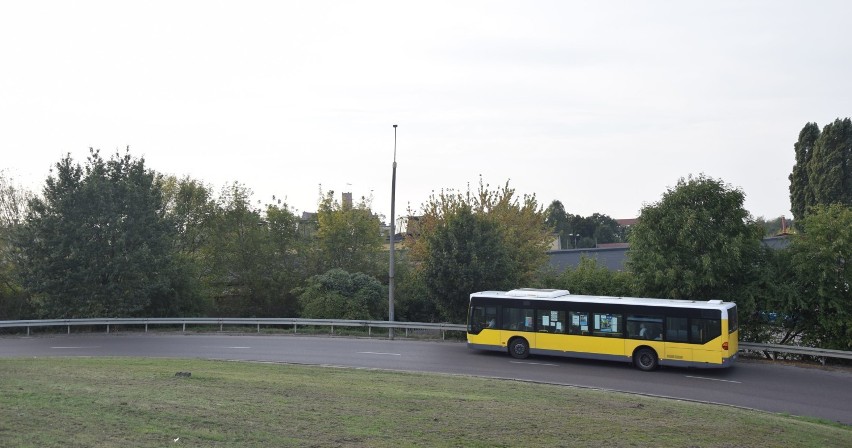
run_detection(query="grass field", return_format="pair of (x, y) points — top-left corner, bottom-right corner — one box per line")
(0, 357), (849, 447)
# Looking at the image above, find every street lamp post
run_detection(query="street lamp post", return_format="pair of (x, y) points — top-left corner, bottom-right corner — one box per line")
(388, 124), (398, 339)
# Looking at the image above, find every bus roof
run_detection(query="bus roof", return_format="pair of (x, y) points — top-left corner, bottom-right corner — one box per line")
(471, 289), (735, 310)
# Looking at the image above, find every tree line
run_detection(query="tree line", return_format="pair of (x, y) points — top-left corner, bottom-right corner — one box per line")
(1, 117), (850, 350)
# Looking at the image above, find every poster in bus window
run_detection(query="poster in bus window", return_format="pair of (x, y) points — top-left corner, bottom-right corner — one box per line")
(525, 316), (532, 328)
(597, 314), (613, 332)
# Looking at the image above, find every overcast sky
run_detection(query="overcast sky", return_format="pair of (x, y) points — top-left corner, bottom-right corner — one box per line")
(2, 1), (850, 223)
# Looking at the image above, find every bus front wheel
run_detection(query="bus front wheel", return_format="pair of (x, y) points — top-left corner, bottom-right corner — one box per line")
(633, 347), (658, 371)
(508, 338), (529, 359)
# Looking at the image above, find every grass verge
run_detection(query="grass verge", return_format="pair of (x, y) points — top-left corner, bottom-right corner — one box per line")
(0, 357), (849, 447)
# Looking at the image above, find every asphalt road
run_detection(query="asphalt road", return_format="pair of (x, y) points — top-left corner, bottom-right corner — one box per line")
(2, 332), (850, 425)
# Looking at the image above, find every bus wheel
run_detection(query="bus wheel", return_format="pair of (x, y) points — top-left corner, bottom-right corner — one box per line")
(634, 347), (658, 371)
(508, 338), (529, 359)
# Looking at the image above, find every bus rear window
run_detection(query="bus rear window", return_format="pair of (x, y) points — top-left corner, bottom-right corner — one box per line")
(691, 318), (721, 344)
(728, 306), (738, 333)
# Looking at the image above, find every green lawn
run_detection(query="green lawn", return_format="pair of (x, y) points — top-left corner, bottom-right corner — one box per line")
(0, 357), (848, 447)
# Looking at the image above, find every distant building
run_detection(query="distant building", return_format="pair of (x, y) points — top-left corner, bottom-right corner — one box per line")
(548, 246), (631, 271)
(549, 233), (561, 251)
(404, 215), (423, 238)
(761, 235), (792, 250)
(595, 242), (630, 249)
(298, 212), (317, 238)
(547, 235), (791, 272)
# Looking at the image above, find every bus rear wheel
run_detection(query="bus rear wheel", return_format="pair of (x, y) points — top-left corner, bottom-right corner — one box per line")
(508, 338), (529, 359)
(634, 347), (658, 371)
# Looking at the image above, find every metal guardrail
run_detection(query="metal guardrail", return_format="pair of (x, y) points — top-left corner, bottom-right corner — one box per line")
(739, 342), (852, 361)
(1, 318), (850, 361)
(0, 318), (468, 340)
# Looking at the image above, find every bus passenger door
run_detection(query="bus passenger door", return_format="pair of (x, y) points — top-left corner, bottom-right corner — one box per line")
(664, 317), (692, 363)
(501, 308), (536, 351)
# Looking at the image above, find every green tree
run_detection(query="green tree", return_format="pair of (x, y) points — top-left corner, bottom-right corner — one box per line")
(313, 191), (383, 278)
(161, 176), (217, 257)
(545, 201), (624, 249)
(538, 257), (636, 297)
(297, 268), (385, 320)
(409, 179), (552, 322)
(18, 149), (182, 317)
(788, 204), (852, 350)
(417, 179), (551, 281)
(156, 176), (219, 316)
(204, 183), (259, 316)
(421, 204), (514, 322)
(545, 200), (569, 249)
(479, 181), (552, 284)
(204, 183), (303, 317)
(628, 174), (765, 307)
(789, 122), (821, 223)
(789, 118), (852, 223)
(588, 213), (622, 245)
(746, 247), (810, 347)
(0, 171), (32, 319)
(391, 249), (439, 322)
(263, 200), (307, 316)
(808, 118), (852, 209)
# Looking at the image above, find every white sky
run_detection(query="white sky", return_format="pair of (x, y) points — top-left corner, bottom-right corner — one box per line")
(2, 1), (850, 223)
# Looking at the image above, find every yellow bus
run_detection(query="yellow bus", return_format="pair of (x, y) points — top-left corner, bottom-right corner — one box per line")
(467, 288), (738, 371)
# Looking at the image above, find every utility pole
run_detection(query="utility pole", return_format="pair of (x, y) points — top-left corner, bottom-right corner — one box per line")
(388, 124), (398, 339)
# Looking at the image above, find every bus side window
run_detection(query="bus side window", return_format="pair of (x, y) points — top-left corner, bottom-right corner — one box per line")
(691, 318), (721, 343)
(484, 306), (498, 329)
(592, 313), (623, 338)
(503, 307), (534, 331)
(627, 315), (664, 340)
(666, 317), (689, 342)
(568, 311), (589, 335)
(537, 309), (565, 333)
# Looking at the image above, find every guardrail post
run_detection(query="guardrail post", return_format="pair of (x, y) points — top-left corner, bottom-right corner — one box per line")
(257, 324), (260, 333)
(182, 323), (186, 332)
(145, 323), (148, 333)
(442, 330), (445, 340)
(405, 328), (408, 337)
(106, 324), (110, 334)
(294, 323), (297, 334)
(27, 326), (30, 336)
(331, 325), (334, 335)
(67, 325), (70, 334)
(368, 325), (372, 337)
